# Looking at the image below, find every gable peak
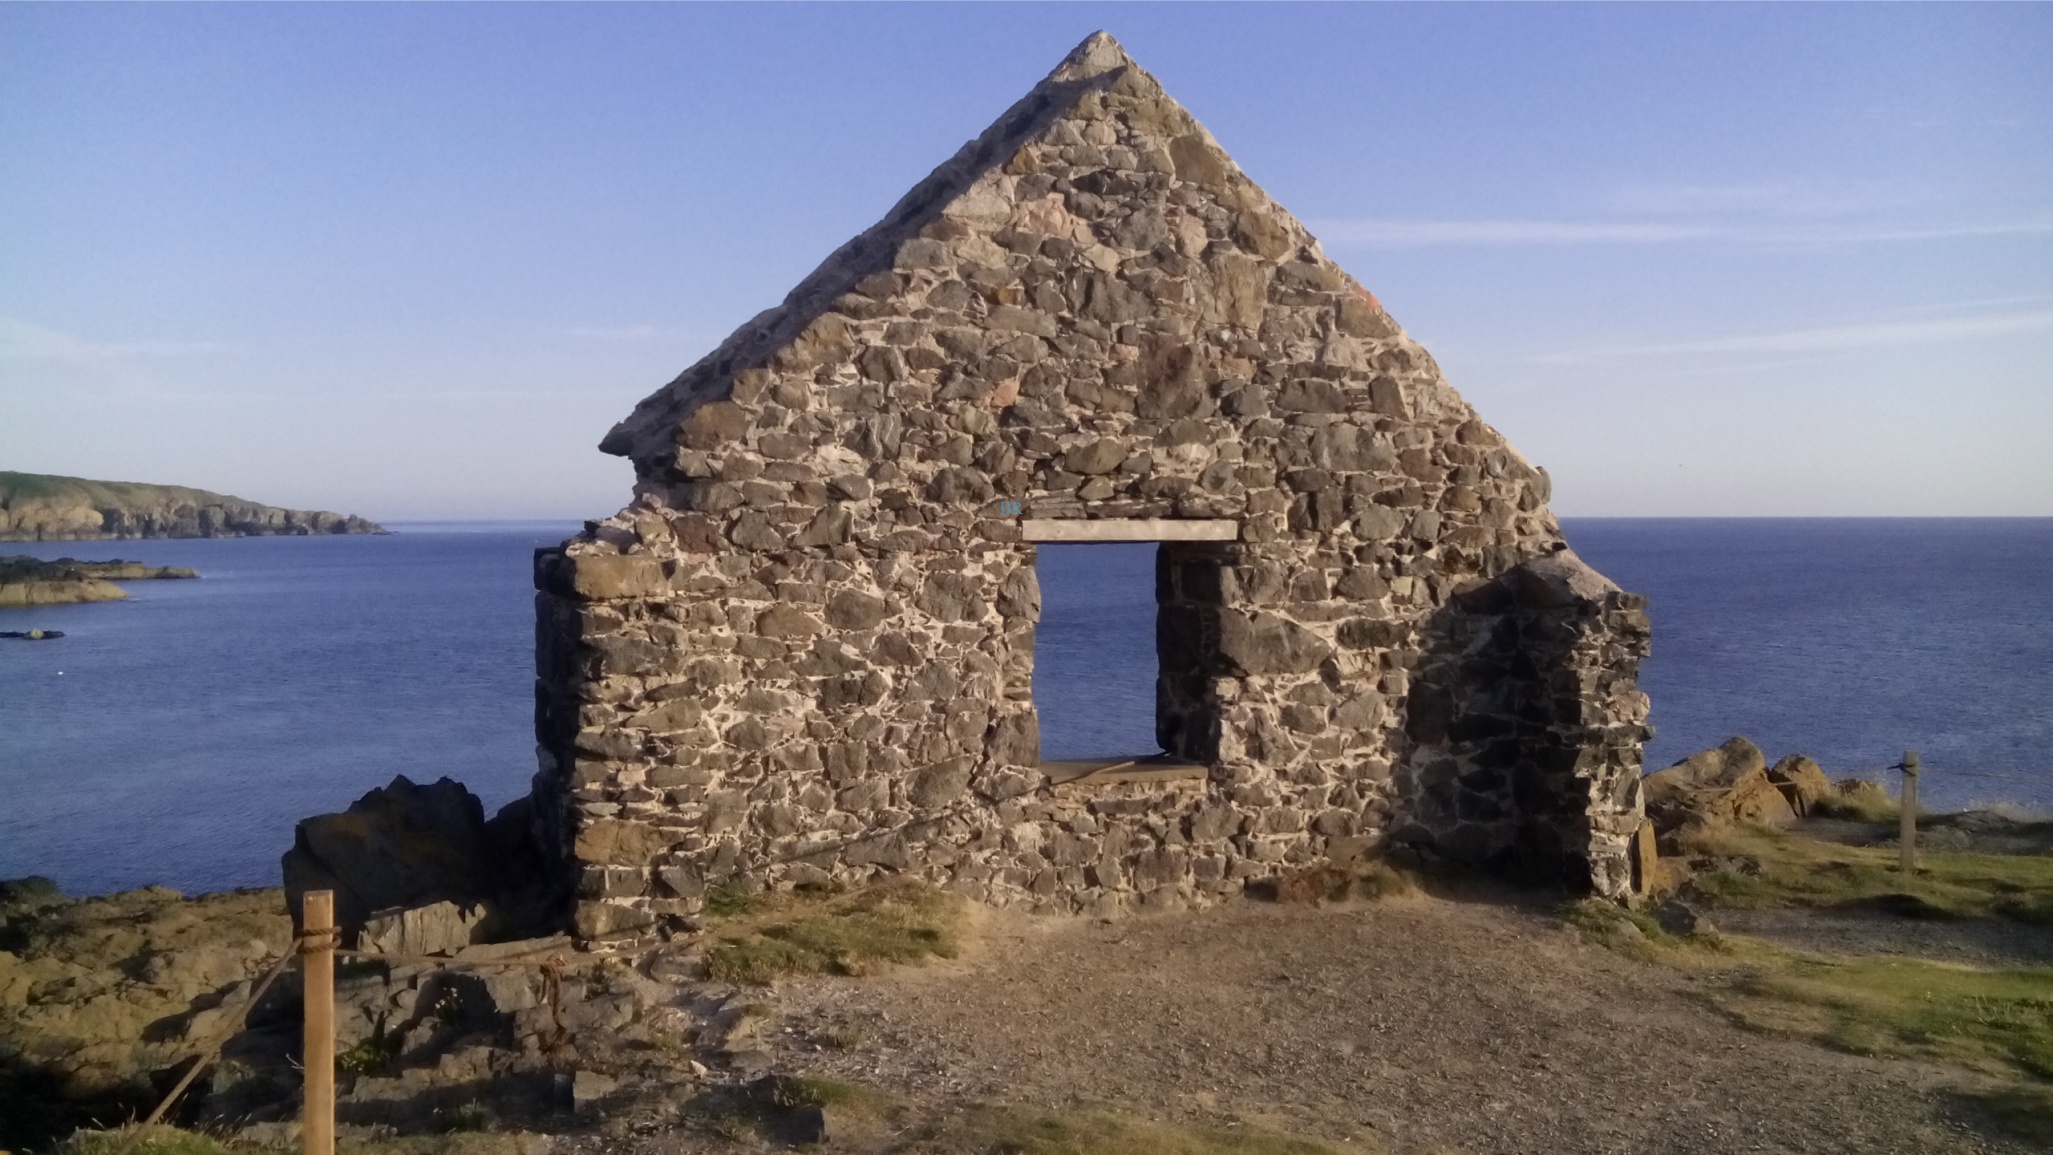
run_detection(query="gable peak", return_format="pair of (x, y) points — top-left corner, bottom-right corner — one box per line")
(1055, 31), (1137, 83)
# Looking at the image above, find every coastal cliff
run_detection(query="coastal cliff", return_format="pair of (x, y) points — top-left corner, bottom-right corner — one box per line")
(0, 555), (199, 607)
(0, 472), (386, 541)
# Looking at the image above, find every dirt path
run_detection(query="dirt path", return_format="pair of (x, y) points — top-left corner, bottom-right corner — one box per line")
(763, 887), (2032, 1154)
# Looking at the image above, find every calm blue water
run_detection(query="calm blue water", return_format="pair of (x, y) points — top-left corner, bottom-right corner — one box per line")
(0, 523), (578, 895)
(4, 519), (2049, 895)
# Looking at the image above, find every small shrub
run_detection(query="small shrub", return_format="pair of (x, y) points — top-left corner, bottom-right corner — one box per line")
(336, 1029), (402, 1076)
(768, 1073), (866, 1110)
(434, 1100), (488, 1133)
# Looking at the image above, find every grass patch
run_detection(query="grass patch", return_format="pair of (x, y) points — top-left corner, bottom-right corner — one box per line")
(1681, 824), (2053, 925)
(56, 1126), (237, 1155)
(702, 880), (968, 984)
(1566, 900), (2053, 1083)
(1713, 952), (2053, 1079)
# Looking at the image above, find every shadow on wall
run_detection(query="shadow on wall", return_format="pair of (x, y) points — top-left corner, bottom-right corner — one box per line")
(1393, 548), (1653, 894)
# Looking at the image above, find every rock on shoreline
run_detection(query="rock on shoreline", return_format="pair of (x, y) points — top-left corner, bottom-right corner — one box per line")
(0, 471), (386, 541)
(0, 555), (200, 607)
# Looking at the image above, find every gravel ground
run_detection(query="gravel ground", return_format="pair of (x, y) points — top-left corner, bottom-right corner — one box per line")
(752, 885), (2037, 1155)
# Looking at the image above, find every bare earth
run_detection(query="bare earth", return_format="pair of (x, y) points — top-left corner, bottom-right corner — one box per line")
(751, 885), (2032, 1155)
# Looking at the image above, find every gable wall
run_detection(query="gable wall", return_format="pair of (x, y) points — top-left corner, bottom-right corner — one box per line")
(532, 58), (1650, 942)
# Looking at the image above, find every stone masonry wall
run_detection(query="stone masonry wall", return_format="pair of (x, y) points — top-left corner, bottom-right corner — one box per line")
(530, 34), (1650, 943)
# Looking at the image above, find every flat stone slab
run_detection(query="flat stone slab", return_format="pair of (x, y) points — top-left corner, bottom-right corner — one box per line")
(1020, 519), (1238, 543)
(1044, 754), (1211, 788)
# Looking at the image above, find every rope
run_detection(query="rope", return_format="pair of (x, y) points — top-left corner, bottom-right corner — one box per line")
(333, 948), (571, 969)
(112, 936), (302, 1155)
(1843, 765), (2050, 785)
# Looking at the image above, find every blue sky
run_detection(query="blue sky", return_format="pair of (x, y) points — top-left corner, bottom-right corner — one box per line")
(3, 3), (2048, 519)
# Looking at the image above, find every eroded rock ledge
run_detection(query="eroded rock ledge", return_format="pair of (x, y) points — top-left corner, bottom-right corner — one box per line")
(0, 554), (199, 607)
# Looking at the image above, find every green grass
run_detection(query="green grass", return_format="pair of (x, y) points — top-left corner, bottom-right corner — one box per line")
(55, 1126), (238, 1155)
(1718, 952), (2053, 1079)
(1566, 899), (2053, 1081)
(1681, 824), (2053, 925)
(702, 881), (968, 984)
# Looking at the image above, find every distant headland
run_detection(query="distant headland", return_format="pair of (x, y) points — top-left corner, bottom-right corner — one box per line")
(0, 471), (386, 541)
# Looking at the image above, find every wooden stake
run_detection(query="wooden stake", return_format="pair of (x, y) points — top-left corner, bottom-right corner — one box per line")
(1899, 750), (1920, 875)
(302, 890), (336, 1155)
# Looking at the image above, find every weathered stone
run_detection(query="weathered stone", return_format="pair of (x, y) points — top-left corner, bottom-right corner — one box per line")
(1275, 379), (1346, 413)
(910, 758), (974, 808)
(825, 589), (890, 630)
(679, 402), (747, 449)
(1218, 611), (1333, 674)
(361, 900), (487, 958)
(1063, 438), (1128, 476)
(631, 698), (703, 733)
(568, 554), (666, 600)
(574, 819), (672, 867)
(757, 605), (824, 638)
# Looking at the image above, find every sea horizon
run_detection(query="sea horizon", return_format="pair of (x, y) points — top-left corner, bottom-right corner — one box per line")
(3, 516), (2048, 897)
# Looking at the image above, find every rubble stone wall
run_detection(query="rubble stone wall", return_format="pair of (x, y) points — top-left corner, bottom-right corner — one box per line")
(531, 34), (1650, 943)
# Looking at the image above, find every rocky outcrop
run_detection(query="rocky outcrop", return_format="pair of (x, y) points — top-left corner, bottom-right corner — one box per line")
(1644, 737), (1796, 838)
(533, 31), (1650, 941)
(0, 879), (292, 1152)
(0, 471), (385, 541)
(281, 777), (562, 949)
(0, 555), (199, 607)
(1767, 754), (1833, 817)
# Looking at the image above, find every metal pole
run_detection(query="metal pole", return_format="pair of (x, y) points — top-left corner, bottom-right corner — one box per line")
(1899, 750), (1920, 875)
(302, 890), (336, 1155)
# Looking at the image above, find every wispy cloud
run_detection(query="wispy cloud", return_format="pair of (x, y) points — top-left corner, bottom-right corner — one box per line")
(1527, 307), (2053, 365)
(0, 317), (247, 363)
(554, 324), (725, 343)
(1311, 217), (2053, 249)
(557, 325), (666, 341)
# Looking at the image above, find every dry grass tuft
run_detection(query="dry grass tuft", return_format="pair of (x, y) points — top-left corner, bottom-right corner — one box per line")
(1258, 862), (1416, 906)
(1809, 779), (1900, 823)
(702, 880), (969, 985)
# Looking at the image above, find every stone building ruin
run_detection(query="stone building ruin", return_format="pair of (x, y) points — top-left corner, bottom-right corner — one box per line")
(533, 33), (1652, 942)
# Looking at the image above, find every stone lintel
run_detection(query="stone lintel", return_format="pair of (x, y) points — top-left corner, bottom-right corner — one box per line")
(1020, 518), (1238, 543)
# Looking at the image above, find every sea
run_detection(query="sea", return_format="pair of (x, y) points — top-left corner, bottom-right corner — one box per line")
(2, 518), (2048, 897)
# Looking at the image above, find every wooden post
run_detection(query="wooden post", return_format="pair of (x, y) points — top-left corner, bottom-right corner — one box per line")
(1899, 750), (1920, 875)
(302, 890), (336, 1155)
